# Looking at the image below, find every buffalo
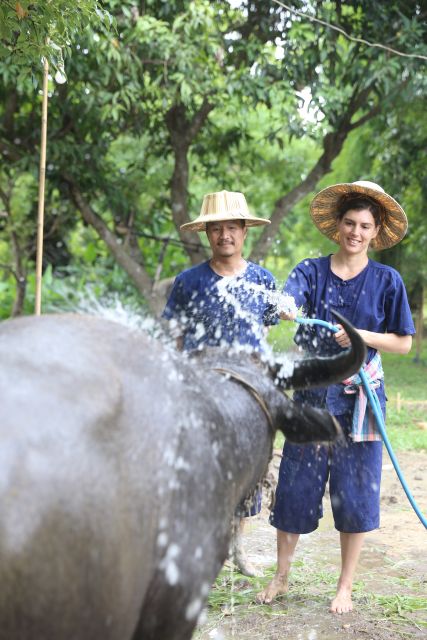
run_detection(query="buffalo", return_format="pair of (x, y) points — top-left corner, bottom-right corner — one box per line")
(0, 311), (365, 640)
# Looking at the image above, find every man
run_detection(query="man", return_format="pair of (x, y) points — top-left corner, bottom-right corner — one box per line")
(162, 189), (280, 576)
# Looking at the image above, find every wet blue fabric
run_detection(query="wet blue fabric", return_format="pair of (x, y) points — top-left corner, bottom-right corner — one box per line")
(162, 260), (279, 351)
(270, 413), (383, 533)
(235, 487), (262, 518)
(284, 256), (415, 413)
(163, 260), (278, 517)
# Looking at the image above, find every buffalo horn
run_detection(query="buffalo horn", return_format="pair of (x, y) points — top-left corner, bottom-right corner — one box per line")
(278, 310), (366, 390)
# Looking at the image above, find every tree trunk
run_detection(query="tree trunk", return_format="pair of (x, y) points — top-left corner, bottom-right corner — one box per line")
(10, 232), (27, 317)
(170, 141), (206, 265)
(166, 101), (214, 265)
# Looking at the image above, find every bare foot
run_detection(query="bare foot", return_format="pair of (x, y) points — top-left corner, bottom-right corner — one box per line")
(256, 574), (288, 604)
(231, 536), (263, 578)
(234, 558), (264, 578)
(330, 584), (353, 614)
(233, 550), (263, 578)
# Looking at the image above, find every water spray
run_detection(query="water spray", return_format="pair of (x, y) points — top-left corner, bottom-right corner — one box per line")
(295, 316), (427, 530)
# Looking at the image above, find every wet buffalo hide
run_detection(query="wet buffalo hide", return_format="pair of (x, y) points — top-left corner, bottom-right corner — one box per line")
(0, 312), (365, 640)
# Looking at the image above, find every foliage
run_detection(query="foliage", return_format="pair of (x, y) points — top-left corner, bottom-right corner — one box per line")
(0, 0), (426, 314)
(0, 0), (112, 76)
(0, 248), (149, 320)
(370, 95), (427, 289)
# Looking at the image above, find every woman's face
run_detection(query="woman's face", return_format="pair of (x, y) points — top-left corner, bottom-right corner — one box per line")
(336, 208), (379, 255)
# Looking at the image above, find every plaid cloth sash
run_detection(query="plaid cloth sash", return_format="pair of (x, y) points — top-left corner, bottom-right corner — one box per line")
(342, 352), (384, 442)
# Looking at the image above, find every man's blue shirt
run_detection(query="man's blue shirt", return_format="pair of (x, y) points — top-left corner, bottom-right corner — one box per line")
(162, 260), (279, 352)
(284, 256), (415, 414)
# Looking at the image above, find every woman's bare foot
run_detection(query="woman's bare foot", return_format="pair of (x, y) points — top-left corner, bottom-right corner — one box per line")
(256, 574), (288, 604)
(330, 583), (353, 614)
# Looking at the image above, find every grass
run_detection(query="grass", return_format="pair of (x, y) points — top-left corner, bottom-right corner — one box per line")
(268, 324), (427, 452)
(371, 593), (427, 630)
(196, 560), (427, 638)
(382, 346), (427, 451)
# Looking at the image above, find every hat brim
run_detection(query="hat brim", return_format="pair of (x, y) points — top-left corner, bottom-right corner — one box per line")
(180, 213), (270, 232)
(310, 183), (408, 250)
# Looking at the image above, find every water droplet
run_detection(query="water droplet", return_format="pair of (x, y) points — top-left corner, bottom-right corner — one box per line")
(54, 70), (67, 84)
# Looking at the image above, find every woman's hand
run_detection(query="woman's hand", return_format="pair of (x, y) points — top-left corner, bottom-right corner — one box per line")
(333, 323), (352, 348)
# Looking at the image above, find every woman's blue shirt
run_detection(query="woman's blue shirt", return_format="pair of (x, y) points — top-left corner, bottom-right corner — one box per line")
(284, 256), (415, 414)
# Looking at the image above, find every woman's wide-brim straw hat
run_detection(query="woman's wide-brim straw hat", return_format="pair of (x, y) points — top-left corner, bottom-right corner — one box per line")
(180, 190), (270, 232)
(310, 180), (408, 250)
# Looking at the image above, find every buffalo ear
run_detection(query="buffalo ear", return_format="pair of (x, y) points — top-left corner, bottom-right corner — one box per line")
(273, 312), (366, 390)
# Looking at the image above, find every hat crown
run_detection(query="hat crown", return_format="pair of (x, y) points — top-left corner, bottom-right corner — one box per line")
(180, 189), (270, 231)
(352, 181), (385, 194)
(200, 190), (249, 219)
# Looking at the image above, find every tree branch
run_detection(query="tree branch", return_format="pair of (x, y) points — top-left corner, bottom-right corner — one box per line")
(250, 132), (356, 261)
(349, 104), (382, 131)
(187, 98), (215, 141)
(250, 126), (349, 263)
(250, 80), (394, 263)
(63, 173), (165, 316)
(166, 100), (214, 265)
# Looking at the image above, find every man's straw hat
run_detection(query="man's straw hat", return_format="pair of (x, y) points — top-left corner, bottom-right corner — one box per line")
(180, 190), (270, 232)
(310, 180), (408, 250)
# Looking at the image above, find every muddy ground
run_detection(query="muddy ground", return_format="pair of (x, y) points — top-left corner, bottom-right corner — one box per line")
(195, 450), (427, 640)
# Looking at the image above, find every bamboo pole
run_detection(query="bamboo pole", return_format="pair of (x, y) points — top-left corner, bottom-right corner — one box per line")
(34, 57), (49, 315)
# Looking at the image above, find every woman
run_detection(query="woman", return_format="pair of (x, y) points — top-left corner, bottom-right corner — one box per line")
(258, 180), (415, 613)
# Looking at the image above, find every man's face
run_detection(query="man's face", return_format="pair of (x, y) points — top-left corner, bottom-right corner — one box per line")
(206, 220), (247, 259)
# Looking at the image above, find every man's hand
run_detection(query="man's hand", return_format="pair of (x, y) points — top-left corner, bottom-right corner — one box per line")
(279, 311), (297, 321)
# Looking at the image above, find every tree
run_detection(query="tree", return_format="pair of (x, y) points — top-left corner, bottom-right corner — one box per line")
(0, 0), (112, 75)
(0, 0), (111, 315)
(1, 0), (426, 316)
(369, 95), (427, 361)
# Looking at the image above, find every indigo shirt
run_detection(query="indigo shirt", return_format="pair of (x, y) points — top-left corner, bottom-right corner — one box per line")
(163, 260), (279, 352)
(284, 256), (415, 414)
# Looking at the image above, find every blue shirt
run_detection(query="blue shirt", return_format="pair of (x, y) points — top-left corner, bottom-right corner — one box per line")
(162, 260), (279, 352)
(284, 256), (415, 414)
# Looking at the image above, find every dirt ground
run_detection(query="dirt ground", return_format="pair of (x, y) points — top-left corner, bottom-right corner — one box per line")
(195, 450), (427, 640)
